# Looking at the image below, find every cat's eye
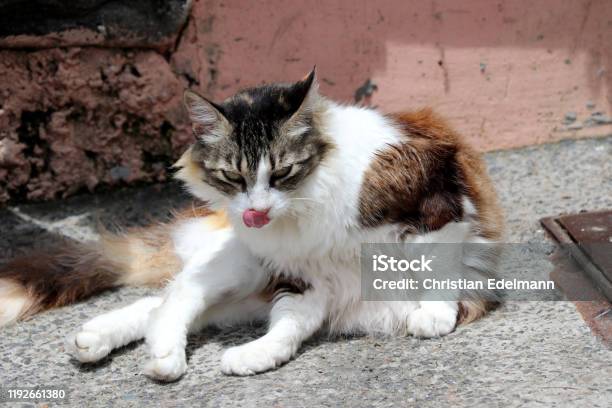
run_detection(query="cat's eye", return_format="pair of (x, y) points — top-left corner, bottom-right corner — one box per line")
(271, 165), (293, 182)
(221, 170), (244, 184)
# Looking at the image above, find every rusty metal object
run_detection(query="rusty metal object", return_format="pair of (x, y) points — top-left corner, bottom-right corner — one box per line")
(542, 210), (612, 345)
(556, 211), (612, 277)
(541, 210), (612, 301)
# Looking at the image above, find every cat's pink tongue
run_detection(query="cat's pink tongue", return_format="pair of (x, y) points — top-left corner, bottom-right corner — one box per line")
(242, 209), (270, 228)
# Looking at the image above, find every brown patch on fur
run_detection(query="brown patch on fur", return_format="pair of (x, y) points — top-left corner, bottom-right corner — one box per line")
(174, 204), (214, 219)
(259, 274), (312, 303)
(102, 223), (182, 287)
(203, 209), (231, 230)
(359, 110), (463, 232)
(359, 108), (503, 239)
(457, 299), (499, 325)
(174, 205), (230, 231)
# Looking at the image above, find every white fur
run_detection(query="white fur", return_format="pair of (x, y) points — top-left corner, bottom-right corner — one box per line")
(67, 296), (163, 363)
(68, 99), (497, 380)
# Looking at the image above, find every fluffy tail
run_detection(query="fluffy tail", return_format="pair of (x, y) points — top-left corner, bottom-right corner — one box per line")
(0, 223), (182, 327)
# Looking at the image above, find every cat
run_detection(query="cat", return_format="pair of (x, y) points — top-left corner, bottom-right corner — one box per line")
(0, 69), (503, 381)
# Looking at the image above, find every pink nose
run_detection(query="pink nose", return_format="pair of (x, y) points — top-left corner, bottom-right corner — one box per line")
(242, 208), (271, 228)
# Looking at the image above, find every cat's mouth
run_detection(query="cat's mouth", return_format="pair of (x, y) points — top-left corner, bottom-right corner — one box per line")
(242, 208), (271, 228)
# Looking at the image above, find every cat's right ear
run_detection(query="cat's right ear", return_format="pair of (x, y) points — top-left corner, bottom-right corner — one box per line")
(183, 90), (230, 141)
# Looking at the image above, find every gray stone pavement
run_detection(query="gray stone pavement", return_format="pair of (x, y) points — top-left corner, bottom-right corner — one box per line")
(0, 136), (611, 407)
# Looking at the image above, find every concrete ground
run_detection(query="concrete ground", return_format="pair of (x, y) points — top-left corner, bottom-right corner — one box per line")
(1, 136), (611, 407)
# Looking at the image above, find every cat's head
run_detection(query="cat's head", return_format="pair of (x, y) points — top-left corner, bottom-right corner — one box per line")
(176, 69), (334, 229)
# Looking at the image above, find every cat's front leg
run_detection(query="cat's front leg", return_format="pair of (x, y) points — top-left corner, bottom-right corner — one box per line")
(66, 296), (163, 363)
(221, 285), (328, 376)
(142, 277), (203, 382)
(143, 233), (266, 382)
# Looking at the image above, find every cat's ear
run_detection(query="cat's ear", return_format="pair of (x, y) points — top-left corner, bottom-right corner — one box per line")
(290, 67), (319, 114)
(282, 68), (320, 138)
(183, 90), (231, 141)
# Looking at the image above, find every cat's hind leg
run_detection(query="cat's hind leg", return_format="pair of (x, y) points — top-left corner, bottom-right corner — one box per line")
(66, 296), (162, 363)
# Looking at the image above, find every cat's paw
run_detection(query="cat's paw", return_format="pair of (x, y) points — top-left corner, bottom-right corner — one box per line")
(407, 305), (457, 338)
(220, 340), (294, 376)
(143, 347), (187, 382)
(65, 330), (112, 363)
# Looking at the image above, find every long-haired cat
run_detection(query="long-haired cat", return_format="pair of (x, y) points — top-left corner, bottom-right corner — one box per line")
(0, 69), (503, 381)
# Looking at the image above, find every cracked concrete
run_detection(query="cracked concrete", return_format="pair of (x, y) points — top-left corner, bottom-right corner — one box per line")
(0, 136), (611, 407)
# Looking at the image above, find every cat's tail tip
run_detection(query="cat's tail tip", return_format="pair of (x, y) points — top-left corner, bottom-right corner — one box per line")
(0, 278), (35, 327)
(457, 299), (500, 325)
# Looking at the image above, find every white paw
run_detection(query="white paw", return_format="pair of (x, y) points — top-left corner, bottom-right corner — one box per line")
(143, 347), (187, 382)
(66, 330), (112, 363)
(407, 306), (457, 338)
(221, 340), (294, 376)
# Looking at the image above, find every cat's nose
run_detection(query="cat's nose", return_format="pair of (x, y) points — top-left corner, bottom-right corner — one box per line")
(242, 208), (271, 228)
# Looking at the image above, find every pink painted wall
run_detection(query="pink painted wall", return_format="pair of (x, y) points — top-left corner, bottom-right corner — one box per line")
(1, 0), (610, 203)
(175, 0), (612, 150)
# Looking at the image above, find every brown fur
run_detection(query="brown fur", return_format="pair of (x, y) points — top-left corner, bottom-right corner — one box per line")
(100, 223), (181, 288)
(359, 109), (504, 323)
(174, 146), (205, 189)
(0, 241), (123, 322)
(392, 109), (504, 239)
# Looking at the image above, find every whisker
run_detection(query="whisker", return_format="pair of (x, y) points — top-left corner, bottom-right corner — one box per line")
(289, 197), (324, 205)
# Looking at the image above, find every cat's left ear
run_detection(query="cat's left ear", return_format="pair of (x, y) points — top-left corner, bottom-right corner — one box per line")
(282, 68), (320, 138)
(291, 67), (319, 113)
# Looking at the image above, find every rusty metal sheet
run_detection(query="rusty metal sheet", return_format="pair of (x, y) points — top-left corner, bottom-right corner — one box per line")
(541, 210), (612, 302)
(542, 210), (612, 345)
(557, 210), (612, 279)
